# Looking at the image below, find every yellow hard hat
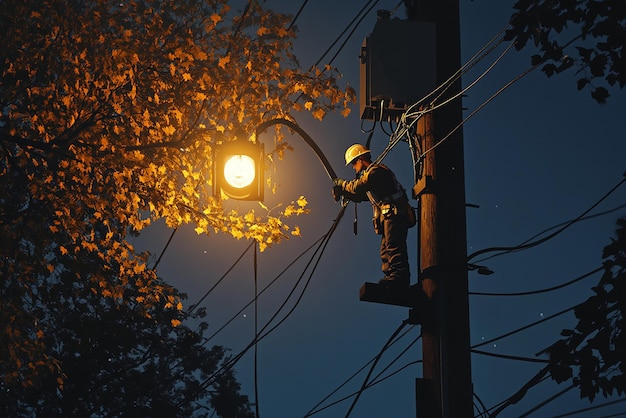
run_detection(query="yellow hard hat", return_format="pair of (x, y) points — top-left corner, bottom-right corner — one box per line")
(344, 144), (370, 166)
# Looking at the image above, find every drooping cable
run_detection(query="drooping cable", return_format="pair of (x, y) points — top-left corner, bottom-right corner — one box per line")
(471, 303), (577, 350)
(287, 0), (309, 30)
(180, 205), (348, 407)
(150, 227), (177, 270)
(551, 398), (626, 418)
(303, 325), (416, 417)
(517, 384), (576, 418)
(308, 358), (423, 417)
(471, 349), (549, 363)
(469, 266), (603, 297)
(185, 240), (255, 317)
(202, 233), (326, 344)
(253, 241), (260, 418)
(468, 174), (626, 262)
(344, 319), (410, 417)
(308, 0), (377, 70)
(419, 61), (540, 160)
(473, 202), (626, 265)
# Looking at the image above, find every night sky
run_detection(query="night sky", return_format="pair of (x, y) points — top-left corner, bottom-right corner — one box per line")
(135, 1), (626, 416)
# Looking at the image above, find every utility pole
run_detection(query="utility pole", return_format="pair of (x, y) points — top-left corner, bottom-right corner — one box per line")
(413, 1), (473, 417)
(358, 1), (473, 416)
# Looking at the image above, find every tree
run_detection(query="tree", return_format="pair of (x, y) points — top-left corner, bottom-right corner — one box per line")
(489, 217), (626, 417)
(0, 0), (354, 405)
(0, 268), (254, 417)
(540, 217), (626, 401)
(505, 0), (626, 102)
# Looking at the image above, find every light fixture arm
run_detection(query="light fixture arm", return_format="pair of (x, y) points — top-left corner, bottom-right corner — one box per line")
(255, 118), (337, 180)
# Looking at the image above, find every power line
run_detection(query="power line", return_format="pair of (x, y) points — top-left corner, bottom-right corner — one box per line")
(469, 266), (603, 297)
(551, 398), (626, 418)
(150, 227), (177, 270)
(518, 384), (576, 418)
(303, 324), (417, 417)
(471, 303), (577, 350)
(202, 231), (326, 344)
(306, 357), (423, 417)
(185, 240), (255, 317)
(344, 319), (411, 417)
(473, 203), (626, 265)
(308, 0), (378, 70)
(287, 0), (309, 30)
(467, 174), (626, 262)
(471, 349), (549, 364)
(180, 205), (348, 408)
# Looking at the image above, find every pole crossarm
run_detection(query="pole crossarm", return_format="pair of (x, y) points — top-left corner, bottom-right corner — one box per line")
(255, 118), (337, 180)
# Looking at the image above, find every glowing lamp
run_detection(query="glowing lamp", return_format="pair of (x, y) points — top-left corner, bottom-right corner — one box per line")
(214, 139), (264, 201)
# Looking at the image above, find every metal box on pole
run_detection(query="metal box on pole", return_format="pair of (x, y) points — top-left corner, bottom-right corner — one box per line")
(359, 15), (436, 121)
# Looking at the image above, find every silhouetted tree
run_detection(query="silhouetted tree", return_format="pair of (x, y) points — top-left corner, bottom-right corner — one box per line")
(505, 0), (625, 102)
(490, 217), (626, 417)
(540, 217), (626, 401)
(0, 266), (253, 417)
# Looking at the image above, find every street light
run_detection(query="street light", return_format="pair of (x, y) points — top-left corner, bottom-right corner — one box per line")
(213, 138), (265, 201)
(213, 118), (337, 201)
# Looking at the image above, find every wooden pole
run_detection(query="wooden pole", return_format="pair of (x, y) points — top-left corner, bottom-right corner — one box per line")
(414, 1), (473, 416)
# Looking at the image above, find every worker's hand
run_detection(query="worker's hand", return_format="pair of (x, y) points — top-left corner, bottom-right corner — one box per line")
(333, 178), (345, 187)
(332, 185), (342, 202)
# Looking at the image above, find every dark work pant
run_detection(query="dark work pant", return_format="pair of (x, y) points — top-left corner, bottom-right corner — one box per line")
(380, 215), (409, 281)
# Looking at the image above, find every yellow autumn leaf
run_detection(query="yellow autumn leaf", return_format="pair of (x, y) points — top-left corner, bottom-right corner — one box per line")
(171, 319), (181, 327)
(312, 108), (326, 120)
(218, 55), (230, 69)
(297, 196), (308, 207)
(210, 13), (221, 25)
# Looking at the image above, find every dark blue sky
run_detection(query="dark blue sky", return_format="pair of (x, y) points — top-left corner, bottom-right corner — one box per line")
(136, 1), (626, 416)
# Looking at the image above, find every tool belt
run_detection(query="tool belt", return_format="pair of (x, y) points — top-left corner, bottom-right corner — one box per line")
(371, 200), (416, 235)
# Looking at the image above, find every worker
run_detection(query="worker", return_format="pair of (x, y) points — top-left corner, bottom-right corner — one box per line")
(332, 144), (415, 287)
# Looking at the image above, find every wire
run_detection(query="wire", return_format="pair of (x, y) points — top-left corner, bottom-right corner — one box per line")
(185, 240), (255, 317)
(253, 241), (260, 418)
(474, 392), (490, 418)
(308, 0), (378, 70)
(203, 233), (326, 344)
(325, 1), (380, 68)
(150, 227), (177, 270)
(287, 0), (309, 30)
(182, 205), (348, 407)
(469, 266), (603, 297)
(419, 61), (539, 159)
(467, 175), (626, 262)
(372, 28), (515, 170)
(487, 368), (552, 417)
(518, 384), (576, 418)
(551, 398), (626, 417)
(303, 325), (417, 417)
(471, 349), (549, 364)
(473, 203), (626, 265)
(344, 319), (410, 417)
(471, 303), (577, 350)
